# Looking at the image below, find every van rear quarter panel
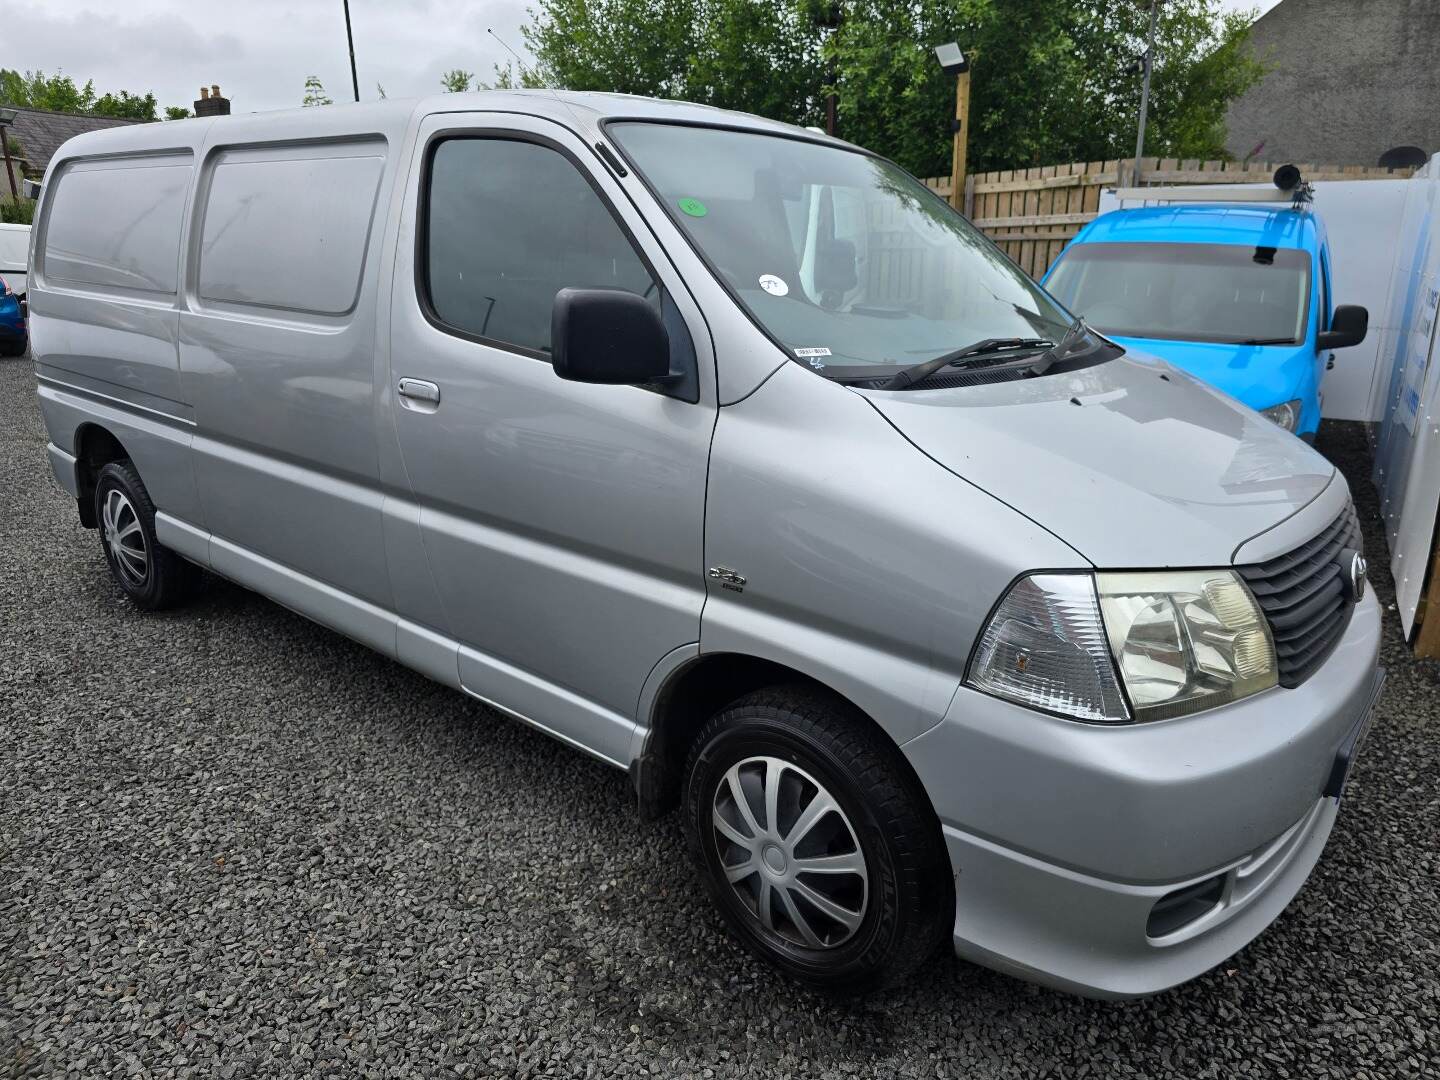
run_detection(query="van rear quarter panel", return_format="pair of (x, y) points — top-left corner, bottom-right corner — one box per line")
(31, 124), (212, 522)
(33, 146), (197, 404)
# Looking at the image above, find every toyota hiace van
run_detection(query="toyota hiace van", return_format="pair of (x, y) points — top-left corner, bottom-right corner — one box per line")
(30, 93), (1383, 997)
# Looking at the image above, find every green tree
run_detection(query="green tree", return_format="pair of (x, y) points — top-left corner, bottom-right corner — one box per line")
(0, 68), (174, 122)
(510, 0), (1263, 177)
(0, 68), (94, 112)
(302, 75), (333, 107)
(164, 106), (192, 121)
(92, 90), (158, 121)
(440, 69), (475, 92)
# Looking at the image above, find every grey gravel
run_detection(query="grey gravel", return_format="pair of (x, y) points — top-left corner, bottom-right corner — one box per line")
(2, 353), (1437, 1079)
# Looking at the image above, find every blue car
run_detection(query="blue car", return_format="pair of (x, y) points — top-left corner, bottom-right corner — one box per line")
(0, 273), (25, 357)
(1043, 199), (1369, 441)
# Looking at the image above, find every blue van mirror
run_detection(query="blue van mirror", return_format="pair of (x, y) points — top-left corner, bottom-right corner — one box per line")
(1319, 305), (1368, 351)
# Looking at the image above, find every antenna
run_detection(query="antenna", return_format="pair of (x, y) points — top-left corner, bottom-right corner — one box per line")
(486, 28), (587, 129)
(486, 27), (618, 174)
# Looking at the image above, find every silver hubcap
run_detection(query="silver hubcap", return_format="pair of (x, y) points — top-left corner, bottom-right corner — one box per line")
(711, 756), (869, 949)
(101, 489), (148, 587)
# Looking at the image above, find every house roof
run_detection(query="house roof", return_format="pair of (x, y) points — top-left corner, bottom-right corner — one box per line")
(3, 106), (143, 177)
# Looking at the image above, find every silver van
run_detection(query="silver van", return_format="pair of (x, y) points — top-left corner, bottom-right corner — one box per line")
(30, 93), (1383, 998)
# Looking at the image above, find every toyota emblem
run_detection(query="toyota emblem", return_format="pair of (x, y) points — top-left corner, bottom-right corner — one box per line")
(1343, 549), (1368, 603)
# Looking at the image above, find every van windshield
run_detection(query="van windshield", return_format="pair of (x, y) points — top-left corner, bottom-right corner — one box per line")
(1045, 241), (1312, 345)
(607, 122), (1074, 374)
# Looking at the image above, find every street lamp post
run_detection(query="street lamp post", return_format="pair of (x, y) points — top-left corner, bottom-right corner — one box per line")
(0, 108), (20, 207)
(1132, 0), (1160, 186)
(815, 3), (843, 137)
(933, 43), (970, 213)
(343, 0), (361, 103)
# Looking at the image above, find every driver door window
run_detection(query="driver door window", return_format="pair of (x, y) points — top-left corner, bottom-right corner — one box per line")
(424, 137), (657, 357)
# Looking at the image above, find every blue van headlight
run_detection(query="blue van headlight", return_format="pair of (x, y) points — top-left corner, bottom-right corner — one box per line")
(1259, 399), (1302, 432)
(968, 571), (1277, 723)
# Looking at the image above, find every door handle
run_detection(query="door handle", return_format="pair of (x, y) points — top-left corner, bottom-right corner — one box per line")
(397, 378), (441, 405)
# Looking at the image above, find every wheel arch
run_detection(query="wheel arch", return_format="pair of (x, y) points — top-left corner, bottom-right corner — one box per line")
(72, 423), (133, 528)
(631, 651), (938, 828)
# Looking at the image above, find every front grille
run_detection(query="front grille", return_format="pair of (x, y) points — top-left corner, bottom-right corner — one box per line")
(1237, 504), (1363, 687)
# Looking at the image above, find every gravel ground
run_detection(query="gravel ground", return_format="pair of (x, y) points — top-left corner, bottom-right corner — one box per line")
(1, 354), (1437, 1080)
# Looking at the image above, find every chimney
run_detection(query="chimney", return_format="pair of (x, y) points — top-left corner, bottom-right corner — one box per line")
(194, 83), (231, 117)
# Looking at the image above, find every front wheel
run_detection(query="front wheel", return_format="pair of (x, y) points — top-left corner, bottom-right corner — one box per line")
(93, 461), (200, 610)
(683, 687), (952, 993)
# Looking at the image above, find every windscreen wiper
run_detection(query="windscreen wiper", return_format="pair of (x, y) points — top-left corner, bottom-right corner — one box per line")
(1023, 317), (1096, 377)
(1228, 337), (1295, 346)
(878, 337), (1054, 391)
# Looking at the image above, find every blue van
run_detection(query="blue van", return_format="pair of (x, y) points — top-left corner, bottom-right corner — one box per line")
(1042, 197), (1369, 440)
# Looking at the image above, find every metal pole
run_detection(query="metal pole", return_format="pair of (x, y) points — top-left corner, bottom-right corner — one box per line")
(343, 0), (361, 103)
(1132, 0), (1159, 187)
(949, 69), (971, 212)
(821, 3), (842, 137)
(0, 123), (18, 206)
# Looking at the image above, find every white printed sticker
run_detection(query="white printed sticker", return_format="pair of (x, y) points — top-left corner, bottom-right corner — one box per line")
(793, 347), (832, 357)
(758, 274), (789, 296)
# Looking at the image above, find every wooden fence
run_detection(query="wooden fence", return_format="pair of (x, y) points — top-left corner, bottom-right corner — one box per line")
(924, 158), (1414, 280)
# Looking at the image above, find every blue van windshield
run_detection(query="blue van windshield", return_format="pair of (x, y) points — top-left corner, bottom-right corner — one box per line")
(608, 122), (1074, 373)
(1046, 242), (1311, 346)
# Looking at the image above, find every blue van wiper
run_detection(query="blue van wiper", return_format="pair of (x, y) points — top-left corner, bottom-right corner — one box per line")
(878, 337), (1053, 391)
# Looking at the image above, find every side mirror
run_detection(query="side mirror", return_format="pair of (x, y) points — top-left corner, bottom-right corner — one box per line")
(1318, 304), (1368, 351)
(551, 287), (671, 385)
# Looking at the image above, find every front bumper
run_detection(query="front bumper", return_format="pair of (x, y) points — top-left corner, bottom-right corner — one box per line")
(903, 591), (1382, 999)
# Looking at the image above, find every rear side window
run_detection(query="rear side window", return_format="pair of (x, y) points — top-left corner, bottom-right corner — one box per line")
(197, 142), (385, 316)
(423, 137), (656, 356)
(44, 156), (191, 294)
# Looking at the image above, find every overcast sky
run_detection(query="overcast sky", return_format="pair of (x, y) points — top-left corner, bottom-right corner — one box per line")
(10, 0), (1286, 117)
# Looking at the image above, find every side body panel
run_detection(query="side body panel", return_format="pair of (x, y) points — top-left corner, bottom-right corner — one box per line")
(29, 122), (214, 525)
(701, 360), (1089, 746)
(177, 106), (411, 609)
(384, 110), (719, 766)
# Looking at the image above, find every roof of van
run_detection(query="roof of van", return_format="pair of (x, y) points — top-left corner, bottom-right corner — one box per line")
(41, 90), (854, 178)
(1073, 204), (1322, 250)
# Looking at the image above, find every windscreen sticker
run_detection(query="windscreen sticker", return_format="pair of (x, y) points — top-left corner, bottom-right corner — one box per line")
(793, 347), (832, 357)
(758, 274), (789, 296)
(678, 197), (708, 217)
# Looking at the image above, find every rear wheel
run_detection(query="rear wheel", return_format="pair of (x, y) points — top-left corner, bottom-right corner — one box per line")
(683, 687), (951, 993)
(94, 461), (200, 610)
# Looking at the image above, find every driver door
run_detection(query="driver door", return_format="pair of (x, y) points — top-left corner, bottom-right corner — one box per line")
(387, 111), (717, 764)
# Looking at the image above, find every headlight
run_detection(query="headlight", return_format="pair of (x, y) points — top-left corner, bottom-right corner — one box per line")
(1259, 399), (1301, 432)
(1096, 571), (1276, 720)
(967, 571), (1277, 723)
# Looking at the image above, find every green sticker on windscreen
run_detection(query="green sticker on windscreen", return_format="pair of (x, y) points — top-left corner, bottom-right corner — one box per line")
(678, 197), (708, 217)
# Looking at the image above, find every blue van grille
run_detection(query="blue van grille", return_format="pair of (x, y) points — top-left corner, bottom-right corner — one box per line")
(1237, 504), (1363, 688)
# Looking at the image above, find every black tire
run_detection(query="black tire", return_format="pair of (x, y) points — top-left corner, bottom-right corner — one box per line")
(683, 686), (952, 994)
(93, 460), (201, 610)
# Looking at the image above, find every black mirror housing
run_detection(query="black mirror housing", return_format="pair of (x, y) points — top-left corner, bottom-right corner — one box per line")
(1318, 304), (1368, 351)
(552, 288), (671, 385)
